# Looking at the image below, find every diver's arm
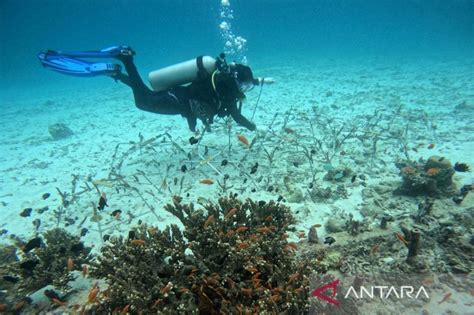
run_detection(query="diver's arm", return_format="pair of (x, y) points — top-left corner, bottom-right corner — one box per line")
(229, 104), (256, 131)
(253, 77), (275, 85)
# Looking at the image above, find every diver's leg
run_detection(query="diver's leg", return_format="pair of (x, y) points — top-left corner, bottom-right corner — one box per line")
(113, 53), (155, 109)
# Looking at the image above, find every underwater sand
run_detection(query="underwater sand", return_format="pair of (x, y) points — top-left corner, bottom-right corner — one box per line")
(1, 55), (473, 313)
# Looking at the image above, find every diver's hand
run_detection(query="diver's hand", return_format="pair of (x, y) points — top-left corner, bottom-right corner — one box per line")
(263, 77), (275, 84)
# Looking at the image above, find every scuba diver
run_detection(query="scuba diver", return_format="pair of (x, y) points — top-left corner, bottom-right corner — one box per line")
(37, 46), (274, 132)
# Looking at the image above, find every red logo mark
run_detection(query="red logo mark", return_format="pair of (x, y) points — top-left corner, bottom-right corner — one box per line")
(311, 279), (340, 306)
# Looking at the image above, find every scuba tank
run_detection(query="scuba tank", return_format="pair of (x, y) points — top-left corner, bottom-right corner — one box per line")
(148, 56), (217, 91)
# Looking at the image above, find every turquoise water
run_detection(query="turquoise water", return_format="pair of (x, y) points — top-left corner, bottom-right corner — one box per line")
(1, 0), (472, 92)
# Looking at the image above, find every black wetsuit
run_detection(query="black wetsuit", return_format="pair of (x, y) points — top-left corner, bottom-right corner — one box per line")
(115, 56), (256, 132)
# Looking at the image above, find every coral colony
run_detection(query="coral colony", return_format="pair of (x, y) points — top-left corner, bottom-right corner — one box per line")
(0, 100), (473, 313)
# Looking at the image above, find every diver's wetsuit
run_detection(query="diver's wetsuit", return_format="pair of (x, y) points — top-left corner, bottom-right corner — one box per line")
(115, 55), (256, 132)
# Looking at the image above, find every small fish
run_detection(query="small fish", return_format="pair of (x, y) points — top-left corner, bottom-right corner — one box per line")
(395, 232), (409, 245)
(324, 236), (336, 245)
(204, 215), (215, 228)
(130, 239), (146, 245)
(422, 277), (434, 285)
(351, 175), (357, 183)
(200, 179), (214, 185)
(235, 226), (249, 233)
(67, 257), (74, 271)
(111, 209), (122, 220)
(256, 226), (272, 233)
(42, 193), (51, 200)
(189, 136), (199, 145)
(52, 298), (67, 306)
(340, 150), (346, 156)
(370, 244), (380, 255)
(23, 237), (42, 253)
(427, 143), (435, 149)
(97, 192), (108, 211)
(250, 162), (259, 174)
(20, 208), (32, 217)
(283, 127), (295, 134)
(87, 284), (100, 304)
(438, 292), (452, 304)
(221, 159), (228, 166)
(284, 242), (298, 251)
(120, 304), (130, 315)
(32, 219), (41, 231)
(3, 275), (19, 283)
(224, 208), (237, 220)
(237, 134), (249, 147)
(181, 165), (188, 173)
(454, 162), (470, 172)
(70, 242), (84, 253)
(20, 259), (39, 270)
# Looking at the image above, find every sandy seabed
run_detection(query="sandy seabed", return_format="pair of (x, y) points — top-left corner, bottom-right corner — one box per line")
(0, 55), (473, 314)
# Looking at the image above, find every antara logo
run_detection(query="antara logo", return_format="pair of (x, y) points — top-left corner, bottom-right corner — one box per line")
(311, 279), (430, 307)
(311, 279), (340, 306)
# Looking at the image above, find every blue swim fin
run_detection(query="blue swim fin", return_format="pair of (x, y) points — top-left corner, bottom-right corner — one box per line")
(38, 52), (121, 77)
(37, 46), (134, 77)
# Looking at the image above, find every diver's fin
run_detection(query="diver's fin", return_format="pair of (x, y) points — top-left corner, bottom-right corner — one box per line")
(38, 52), (122, 77)
(42, 46), (135, 59)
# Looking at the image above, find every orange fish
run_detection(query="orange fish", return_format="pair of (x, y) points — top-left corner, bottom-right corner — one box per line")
(152, 298), (161, 308)
(370, 244), (380, 255)
(67, 257), (74, 272)
(427, 143), (435, 149)
(88, 284), (100, 304)
(422, 277), (434, 285)
(224, 208), (237, 220)
(285, 242), (298, 251)
(52, 298), (67, 306)
(426, 167), (441, 176)
(438, 292), (452, 304)
(235, 226), (249, 233)
(238, 242), (250, 250)
(256, 226), (272, 233)
(245, 266), (258, 273)
(120, 304), (130, 315)
(395, 232), (409, 245)
(237, 134), (249, 147)
(130, 239), (146, 245)
(204, 215), (215, 228)
(240, 288), (252, 297)
(200, 179), (214, 185)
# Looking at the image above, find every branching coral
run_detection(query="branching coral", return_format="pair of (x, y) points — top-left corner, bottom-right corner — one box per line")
(91, 195), (314, 314)
(2, 228), (91, 303)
